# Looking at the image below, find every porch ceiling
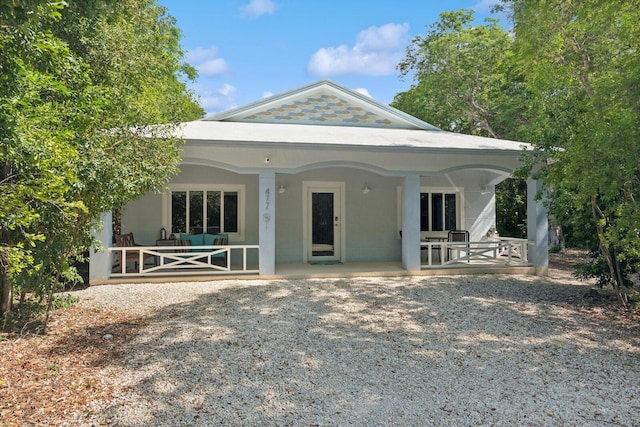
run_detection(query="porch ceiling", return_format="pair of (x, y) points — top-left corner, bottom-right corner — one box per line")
(181, 139), (523, 176)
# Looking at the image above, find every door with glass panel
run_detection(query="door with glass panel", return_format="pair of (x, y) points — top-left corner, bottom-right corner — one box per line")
(304, 183), (343, 262)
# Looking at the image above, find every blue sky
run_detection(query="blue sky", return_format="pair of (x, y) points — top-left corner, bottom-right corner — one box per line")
(159, 0), (503, 115)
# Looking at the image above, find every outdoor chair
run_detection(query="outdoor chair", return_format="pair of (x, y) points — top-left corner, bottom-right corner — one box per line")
(173, 236), (227, 266)
(212, 237), (228, 266)
(447, 230), (470, 262)
(114, 232), (155, 270)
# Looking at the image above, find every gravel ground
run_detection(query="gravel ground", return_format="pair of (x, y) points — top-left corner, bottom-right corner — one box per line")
(74, 274), (640, 426)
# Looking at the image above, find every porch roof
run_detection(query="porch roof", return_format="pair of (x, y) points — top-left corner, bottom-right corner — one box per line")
(175, 120), (531, 154)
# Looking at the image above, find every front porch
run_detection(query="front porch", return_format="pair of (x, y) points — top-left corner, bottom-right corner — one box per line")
(96, 238), (536, 285)
(89, 172), (548, 284)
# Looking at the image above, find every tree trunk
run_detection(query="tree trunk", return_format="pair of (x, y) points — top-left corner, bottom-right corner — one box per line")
(1, 265), (12, 330)
(42, 271), (63, 334)
(591, 196), (627, 306)
(549, 222), (565, 249)
(1, 161), (13, 328)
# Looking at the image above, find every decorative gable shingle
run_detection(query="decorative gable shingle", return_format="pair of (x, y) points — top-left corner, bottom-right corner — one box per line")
(205, 80), (440, 131)
(242, 92), (394, 127)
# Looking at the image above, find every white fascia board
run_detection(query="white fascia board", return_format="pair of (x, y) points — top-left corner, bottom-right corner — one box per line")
(176, 120), (531, 153)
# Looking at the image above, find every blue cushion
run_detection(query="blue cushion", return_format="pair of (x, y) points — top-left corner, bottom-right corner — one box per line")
(179, 233), (228, 255)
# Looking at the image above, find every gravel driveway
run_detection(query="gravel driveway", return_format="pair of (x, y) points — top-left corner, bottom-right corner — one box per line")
(76, 274), (640, 426)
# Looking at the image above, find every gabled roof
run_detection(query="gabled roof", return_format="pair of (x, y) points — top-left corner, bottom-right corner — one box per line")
(178, 79), (531, 156)
(204, 80), (441, 131)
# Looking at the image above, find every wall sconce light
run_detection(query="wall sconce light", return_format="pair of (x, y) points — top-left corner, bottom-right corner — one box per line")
(480, 185), (489, 195)
(362, 184), (371, 194)
(278, 185), (286, 194)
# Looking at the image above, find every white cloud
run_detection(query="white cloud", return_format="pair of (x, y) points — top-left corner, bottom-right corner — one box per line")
(197, 83), (238, 114)
(219, 84), (236, 97)
(185, 46), (218, 63)
(307, 23), (409, 77)
(354, 88), (372, 98)
(186, 46), (229, 77)
(198, 58), (229, 76)
(242, 0), (276, 18)
(262, 91), (274, 98)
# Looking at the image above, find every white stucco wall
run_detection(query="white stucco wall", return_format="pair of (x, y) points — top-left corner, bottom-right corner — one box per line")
(120, 192), (163, 245)
(121, 165), (260, 247)
(275, 167), (402, 264)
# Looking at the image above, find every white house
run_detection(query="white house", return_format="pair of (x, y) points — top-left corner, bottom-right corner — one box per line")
(90, 80), (548, 283)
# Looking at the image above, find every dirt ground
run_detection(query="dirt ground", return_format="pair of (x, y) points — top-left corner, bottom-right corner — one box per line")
(0, 250), (638, 426)
(548, 248), (591, 276)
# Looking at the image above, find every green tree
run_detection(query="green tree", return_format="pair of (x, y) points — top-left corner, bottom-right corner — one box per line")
(0, 0), (203, 328)
(393, 9), (529, 238)
(0, 0), (84, 324)
(496, 178), (527, 238)
(394, 10), (528, 139)
(508, 0), (640, 304)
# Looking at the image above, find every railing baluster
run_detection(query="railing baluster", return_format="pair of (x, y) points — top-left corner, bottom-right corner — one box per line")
(243, 247), (247, 271)
(419, 237), (531, 269)
(109, 244), (259, 278)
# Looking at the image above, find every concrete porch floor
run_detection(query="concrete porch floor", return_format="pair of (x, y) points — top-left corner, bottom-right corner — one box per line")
(275, 261), (536, 279)
(95, 261), (537, 285)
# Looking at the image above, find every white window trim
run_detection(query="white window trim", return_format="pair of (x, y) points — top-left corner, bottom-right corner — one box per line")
(162, 184), (246, 241)
(397, 186), (465, 238)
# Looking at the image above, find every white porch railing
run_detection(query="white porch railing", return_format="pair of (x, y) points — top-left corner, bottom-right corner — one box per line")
(108, 245), (259, 278)
(420, 238), (530, 268)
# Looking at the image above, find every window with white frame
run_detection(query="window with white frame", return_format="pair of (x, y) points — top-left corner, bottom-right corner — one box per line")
(420, 192), (458, 231)
(398, 187), (463, 233)
(165, 185), (244, 238)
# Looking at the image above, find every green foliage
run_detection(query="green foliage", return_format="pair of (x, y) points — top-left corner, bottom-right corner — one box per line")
(52, 293), (80, 310)
(0, 0), (204, 327)
(394, 10), (528, 140)
(0, 0), (83, 322)
(508, 0), (640, 304)
(393, 9), (529, 239)
(573, 246), (636, 290)
(549, 244), (562, 254)
(496, 178), (527, 238)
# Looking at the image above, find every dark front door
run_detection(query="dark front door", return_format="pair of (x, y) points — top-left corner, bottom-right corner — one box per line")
(306, 183), (342, 262)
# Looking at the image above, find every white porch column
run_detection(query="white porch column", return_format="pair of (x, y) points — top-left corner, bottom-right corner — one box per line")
(527, 178), (549, 274)
(402, 174), (421, 271)
(259, 171), (276, 275)
(89, 211), (112, 284)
